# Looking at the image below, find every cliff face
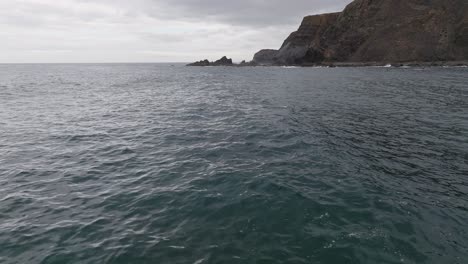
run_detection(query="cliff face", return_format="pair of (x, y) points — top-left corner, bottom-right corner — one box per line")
(254, 0), (468, 65)
(254, 13), (340, 65)
(276, 13), (340, 64)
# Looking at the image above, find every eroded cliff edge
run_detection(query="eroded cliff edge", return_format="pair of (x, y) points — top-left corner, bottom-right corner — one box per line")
(254, 0), (468, 65)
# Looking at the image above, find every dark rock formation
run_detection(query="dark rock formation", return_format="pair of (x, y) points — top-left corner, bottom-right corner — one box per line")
(253, 13), (339, 65)
(239, 60), (257, 66)
(187, 59), (210, 66)
(187, 56), (233, 66)
(253, 0), (468, 65)
(187, 56), (259, 67)
(239, 60), (258, 67)
(212, 56), (233, 66)
(277, 13), (340, 65)
(253, 49), (279, 65)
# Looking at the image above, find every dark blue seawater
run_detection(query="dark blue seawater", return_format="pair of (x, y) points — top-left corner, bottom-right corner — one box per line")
(0, 64), (467, 264)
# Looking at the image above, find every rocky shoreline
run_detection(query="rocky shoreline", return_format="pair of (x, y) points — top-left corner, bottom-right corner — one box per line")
(303, 61), (468, 68)
(188, 57), (468, 68)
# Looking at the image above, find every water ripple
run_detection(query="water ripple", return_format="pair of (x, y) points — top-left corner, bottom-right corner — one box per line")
(0, 64), (467, 264)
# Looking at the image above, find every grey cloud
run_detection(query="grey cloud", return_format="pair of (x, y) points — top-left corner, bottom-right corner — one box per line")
(1, 0), (353, 63)
(146, 0), (352, 27)
(87, 0), (352, 27)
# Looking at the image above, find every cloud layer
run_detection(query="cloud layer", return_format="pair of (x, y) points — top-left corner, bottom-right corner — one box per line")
(1, 0), (352, 63)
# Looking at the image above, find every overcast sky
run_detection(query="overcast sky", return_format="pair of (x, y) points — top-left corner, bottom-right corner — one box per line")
(1, 0), (352, 63)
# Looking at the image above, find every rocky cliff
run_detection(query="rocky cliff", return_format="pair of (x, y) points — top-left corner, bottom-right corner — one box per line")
(254, 13), (340, 65)
(253, 0), (468, 65)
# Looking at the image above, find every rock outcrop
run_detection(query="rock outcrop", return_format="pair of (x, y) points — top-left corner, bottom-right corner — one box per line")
(253, 0), (468, 65)
(212, 56), (233, 66)
(187, 56), (233, 66)
(253, 49), (279, 65)
(187, 59), (210, 66)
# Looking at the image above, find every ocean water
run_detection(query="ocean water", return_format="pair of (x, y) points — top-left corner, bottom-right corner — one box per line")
(0, 64), (467, 264)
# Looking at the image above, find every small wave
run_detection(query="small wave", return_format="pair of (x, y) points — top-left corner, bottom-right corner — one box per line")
(1, 63), (467, 264)
(193, 258), (205, 264)
(168, 246), (185, 249)
(371, 64), (393, 68)
(65, 133), (111, 142)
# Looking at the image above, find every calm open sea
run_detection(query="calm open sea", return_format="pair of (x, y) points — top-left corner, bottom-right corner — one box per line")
(0, 64), (467, 264)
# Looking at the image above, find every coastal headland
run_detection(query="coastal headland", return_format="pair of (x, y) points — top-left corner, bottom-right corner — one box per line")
(188, 0), (468, 67)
